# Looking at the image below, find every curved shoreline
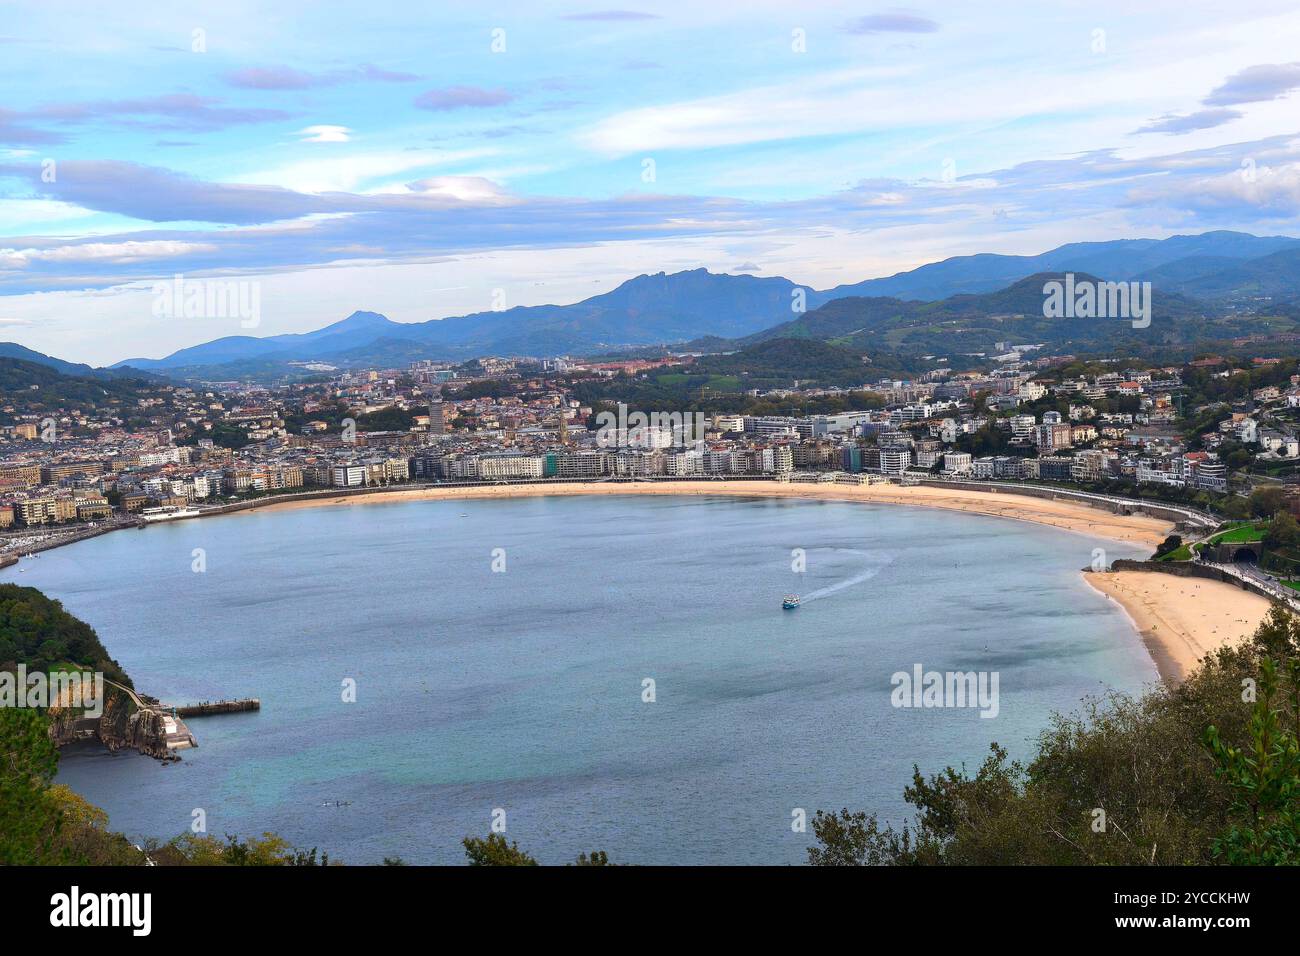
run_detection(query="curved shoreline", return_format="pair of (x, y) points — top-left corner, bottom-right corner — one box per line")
(236, 479), (1270, 687)
(12, 479), (1267, 689)
(242, 479), (1176, 547)
(1083, 570), (1270, 686)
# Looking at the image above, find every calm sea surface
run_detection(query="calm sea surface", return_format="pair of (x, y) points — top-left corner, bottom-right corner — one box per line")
(8, 494), (1155, 864)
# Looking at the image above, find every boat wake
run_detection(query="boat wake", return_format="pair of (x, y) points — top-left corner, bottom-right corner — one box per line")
(797, 549), (892, 604)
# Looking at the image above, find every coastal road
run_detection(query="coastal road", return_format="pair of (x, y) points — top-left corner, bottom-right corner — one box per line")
(1201, 559), (1300, 611)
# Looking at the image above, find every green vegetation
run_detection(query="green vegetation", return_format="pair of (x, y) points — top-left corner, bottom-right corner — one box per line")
(0, 584), (130, 687)
(448, 379), (513, 401)
(0, 702), (340, 865)
(1209, 523), (1267, 545)
(462, 833), (538, 866)
(1153, 534), (1185, 560)
(807, 605), (1300, 865)
(192, 421), (252, 449)
(0, 358), (165, 432)
(1204, 657), (1300, 864)
(743, 273), (1250, 363)
(12, 578), (1300, 867)
(570, 339), (914, 412)
(1183, 358), (1300, 413)
(461, 833), (612, 866)
(0, 708), (64, 864)
(1262, 511), (1300, 576)
(572, 377), (886, 421)
(953, 422), (1022, 458)
(0, 578), (612, 866)
(1263, 511), (1300, 552)
(355, 406), (415, 432)
(1249, 485), (1288, 518)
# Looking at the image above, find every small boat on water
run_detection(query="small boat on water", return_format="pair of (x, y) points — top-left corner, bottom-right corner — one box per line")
(782, 595), (800, 610)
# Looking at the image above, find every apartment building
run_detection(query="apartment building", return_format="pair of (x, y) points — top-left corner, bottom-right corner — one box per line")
(331, 464), (366, 488)
(478, 454), (545, 480)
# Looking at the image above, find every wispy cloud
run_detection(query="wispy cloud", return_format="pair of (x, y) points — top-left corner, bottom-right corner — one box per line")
(1204, 62), (1300, 106)
(6, 135), (1300, 297)
(226, 63), (418, 90)
(0, 239), (217, 267)
(414, 87), (513, 111)
(225, 66), (324, 90)
(843, 12), (939, 35)
(560, 11), (660, 21)
(1135, 108), (1242, 135)
(0, 109), (64, 146)
(1, 95), (289, 142)
(297, 125), (352, 143)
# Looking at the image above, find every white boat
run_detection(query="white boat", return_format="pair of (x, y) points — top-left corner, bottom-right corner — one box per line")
(140, 506), (200, 523)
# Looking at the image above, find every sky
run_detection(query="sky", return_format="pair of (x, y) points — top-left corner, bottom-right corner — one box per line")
(2, 0), (1300, 364)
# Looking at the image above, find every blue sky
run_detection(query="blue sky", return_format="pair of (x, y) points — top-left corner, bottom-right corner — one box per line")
(3, 0), (1300, 363)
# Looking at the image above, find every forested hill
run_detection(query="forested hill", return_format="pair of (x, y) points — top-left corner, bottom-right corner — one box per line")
(0, 584), (131, 687)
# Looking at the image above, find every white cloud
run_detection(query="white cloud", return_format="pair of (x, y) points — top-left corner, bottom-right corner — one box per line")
(0, 199), (97, 228)
(232, 148), (500, 194)
(0, 240), (218, 267)
(297, 125), (353, 143)
(1132, 161), (1300, 217)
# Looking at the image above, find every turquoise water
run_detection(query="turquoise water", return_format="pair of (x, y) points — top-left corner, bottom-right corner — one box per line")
(11, 494), (1155, 864)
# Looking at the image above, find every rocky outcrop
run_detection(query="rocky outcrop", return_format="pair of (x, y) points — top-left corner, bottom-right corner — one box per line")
(48, 681), (181, 761)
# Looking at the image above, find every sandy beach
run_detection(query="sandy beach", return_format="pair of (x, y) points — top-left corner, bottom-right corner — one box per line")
(246, 479), (1271, 685)
(260, 479), (1176, 546)
(1084, 571), (1271, 685)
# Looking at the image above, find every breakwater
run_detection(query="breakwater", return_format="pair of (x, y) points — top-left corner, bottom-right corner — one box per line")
(173, 698), (260, 717)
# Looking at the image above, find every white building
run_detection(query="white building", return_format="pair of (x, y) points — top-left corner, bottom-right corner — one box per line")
(478, 455), (545, 480)
(942, 452), (973, 475)
(332, 464), (366, 487)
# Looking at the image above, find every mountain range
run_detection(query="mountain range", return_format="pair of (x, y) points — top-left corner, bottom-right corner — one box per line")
(3, 230), (1297, 382)
(730, 272), (1225, 357)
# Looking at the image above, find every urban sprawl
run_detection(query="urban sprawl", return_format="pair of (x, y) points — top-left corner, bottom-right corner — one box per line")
(3, 350), (1299, 554)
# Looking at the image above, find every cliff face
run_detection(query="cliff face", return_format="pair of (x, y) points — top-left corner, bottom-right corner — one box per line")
(100, 692), (179, 760)
(48, 683), (180, 761)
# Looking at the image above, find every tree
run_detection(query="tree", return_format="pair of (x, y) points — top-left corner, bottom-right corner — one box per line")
(805, 607), (1300, 866)
(0, 584), (132, 686)
(1263, 511), (1300, 554)
(162, 832), (330, 865)
(0, 708), (62, 865)
(1249, 486), (1287, 519)
(462, 833), (538, 866)
(1204, 658), (1300, 864)
(807, 809), (919, 865)
(1222, 495), (1251, 520)
(1154, 534), (1183, 558)
(41, 785), (141, 865)
(460, 834), (612, 865)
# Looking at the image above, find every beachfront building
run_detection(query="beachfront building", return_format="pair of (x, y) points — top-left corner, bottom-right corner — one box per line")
(331, 464), (366, 487)
(478, 454), (546, 480)
(942, 452), (972, 475)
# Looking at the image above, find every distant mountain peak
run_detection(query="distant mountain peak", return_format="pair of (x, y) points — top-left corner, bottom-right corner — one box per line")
(335, 310), (391, 326)
(80, 229), (1300, 380)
